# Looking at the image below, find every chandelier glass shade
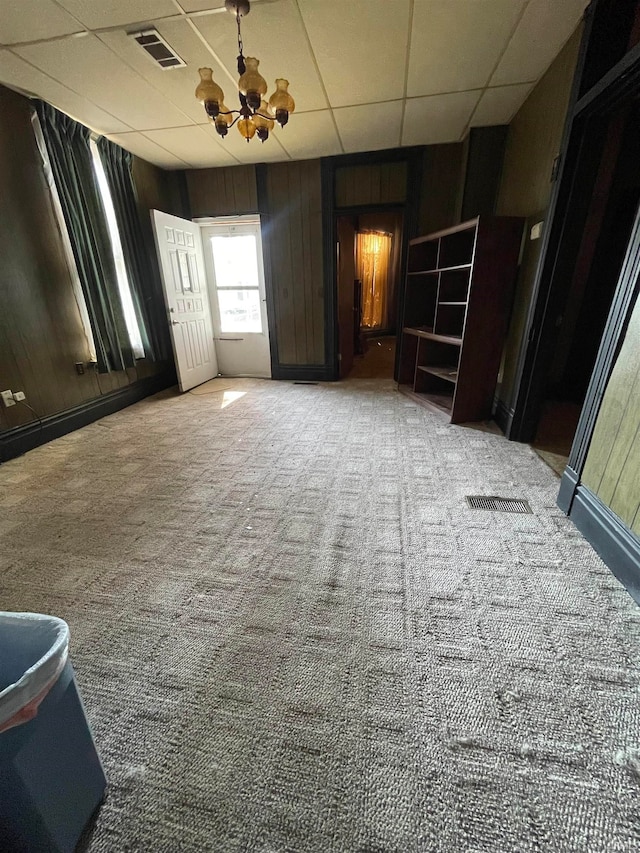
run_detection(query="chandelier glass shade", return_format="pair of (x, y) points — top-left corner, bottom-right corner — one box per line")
(194, 1), (295, 144)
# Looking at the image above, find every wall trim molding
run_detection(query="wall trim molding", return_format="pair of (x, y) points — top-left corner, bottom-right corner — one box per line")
(328, 146), (425, 170)
(493, 398), (514, 436)
(321, 157), (338, 380)
(0, 370), (176, 463)
(569, 484), (640, 605)
(254, 163), (281, 377)
(557, 464), (579, 513)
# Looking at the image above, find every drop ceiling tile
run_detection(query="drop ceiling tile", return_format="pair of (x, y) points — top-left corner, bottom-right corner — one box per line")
(299, 0), (410, 108)
(275, 110), (342, 160)
(0, 49), (131, 133)
(97, 25), (215, 126)
(407, 0), (527, 97)
(177, 0), (227, 11)
(402, 91), (481, 146)
(471, 83), (534, 126)
(0, 0), (82, 44)
(334, 100), (404, 153)
(14, 34), (194, 130)
(202, 124), (289, 165)
(193, 2), (328, 113)
(56, 0), (178, 30)
(200, 121), (290, 163)
(107, 131), (189, 168)
(142, 125), (239, 168)
(491, 0), (586, 86)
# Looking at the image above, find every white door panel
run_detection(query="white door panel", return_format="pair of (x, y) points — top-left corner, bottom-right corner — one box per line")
(201, 218), (271, 378)
(152, 210), (218, 391)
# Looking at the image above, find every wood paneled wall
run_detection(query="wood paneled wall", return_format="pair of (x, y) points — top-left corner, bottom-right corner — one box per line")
(183, 159), (325, 369)
(495, 26), (582, 410)
(335, 161), (407, 208)
(186, 165), (258, 218)
(266, 160), (325, 365)
(461, 126), (509, 220)
(582, 291), (640, 534)
(419, 143), (466, 234)
(0, 85), (174, 436)
(182, 142), (491, 373)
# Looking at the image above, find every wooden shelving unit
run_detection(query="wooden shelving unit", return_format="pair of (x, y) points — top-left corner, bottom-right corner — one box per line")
(398, 216), (524, 423)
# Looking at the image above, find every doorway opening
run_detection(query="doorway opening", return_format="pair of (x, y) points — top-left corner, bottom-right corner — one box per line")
(153, 210), (272, 392)
(199, 215), (272, 380)
(529, 102), (640, 475)
(336, 209), (404, 379)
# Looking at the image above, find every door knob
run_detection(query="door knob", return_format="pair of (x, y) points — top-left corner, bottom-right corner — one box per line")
(171, 320), (180, 326)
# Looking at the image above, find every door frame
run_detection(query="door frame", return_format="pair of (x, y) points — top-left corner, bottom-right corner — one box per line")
(506, 2), (640, 445)
(335, 206), (406, 374)
(194, 213), (275, 378)
(505, 0), (640, 600)
(321, 148), (424, 381)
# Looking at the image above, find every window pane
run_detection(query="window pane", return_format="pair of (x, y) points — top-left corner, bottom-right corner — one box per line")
(211, 235), (259, 289)
(89, 139), (145, 359)
(218, 289), (262, 333)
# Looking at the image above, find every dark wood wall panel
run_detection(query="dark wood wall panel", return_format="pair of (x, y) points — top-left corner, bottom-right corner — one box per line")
(419, 142), (466, 234)
(461, 126), (509, 220)
(186, 165), (258, 218)
(0, 85), (174, 436)
(335, 162), (407, 208)
(266, 160), (325, 365)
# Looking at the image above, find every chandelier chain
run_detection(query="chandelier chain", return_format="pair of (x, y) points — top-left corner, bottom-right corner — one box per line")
(236, 11), (244, 59)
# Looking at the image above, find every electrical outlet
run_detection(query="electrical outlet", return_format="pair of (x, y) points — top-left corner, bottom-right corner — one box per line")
(1, 390), (16, 408)
(12, 391), (26, 402)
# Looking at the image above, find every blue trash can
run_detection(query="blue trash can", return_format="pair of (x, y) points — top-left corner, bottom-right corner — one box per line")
(0, 612), (107, 853)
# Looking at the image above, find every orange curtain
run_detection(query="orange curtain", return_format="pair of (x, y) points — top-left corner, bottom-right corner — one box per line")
(356, 231), (392, 329)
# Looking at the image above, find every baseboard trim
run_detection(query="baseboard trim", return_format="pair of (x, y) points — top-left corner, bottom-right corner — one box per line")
(557, 465), (580, 513)
(272, 365), (334, 382)
(0, 370), (176, 463)
(494, 398), (514, 437)
(569, 485), (640, 605)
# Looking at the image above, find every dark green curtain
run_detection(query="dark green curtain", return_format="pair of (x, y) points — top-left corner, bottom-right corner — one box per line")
(34, 101), (135, 373)
(97, 137), (169, 362)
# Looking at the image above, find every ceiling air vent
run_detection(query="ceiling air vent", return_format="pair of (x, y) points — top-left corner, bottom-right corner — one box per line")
(130, 29), (186, 70)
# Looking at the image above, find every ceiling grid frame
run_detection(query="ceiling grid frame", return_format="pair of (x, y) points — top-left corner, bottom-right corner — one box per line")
(461, 0), (531, 137)
(399, 0), (415, 150)
(0, 0), (587, 168)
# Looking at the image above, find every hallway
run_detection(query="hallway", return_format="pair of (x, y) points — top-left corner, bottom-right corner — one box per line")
(348, 335), (396, 380)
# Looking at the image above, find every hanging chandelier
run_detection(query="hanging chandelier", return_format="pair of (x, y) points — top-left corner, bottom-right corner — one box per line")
(194, 0), (295, 143)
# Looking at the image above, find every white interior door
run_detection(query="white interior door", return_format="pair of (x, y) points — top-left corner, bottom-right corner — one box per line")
(201, 218), (271, 378)
(152, 210), (218, 391)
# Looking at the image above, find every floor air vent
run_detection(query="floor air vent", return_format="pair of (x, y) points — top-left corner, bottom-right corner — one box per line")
(465, 495), (532, 514)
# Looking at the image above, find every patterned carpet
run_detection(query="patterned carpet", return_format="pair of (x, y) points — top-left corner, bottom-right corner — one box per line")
(1, 377), (639, 852)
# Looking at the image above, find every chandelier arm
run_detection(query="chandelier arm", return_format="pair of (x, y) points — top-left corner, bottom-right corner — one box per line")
(224, 113), (244, 129)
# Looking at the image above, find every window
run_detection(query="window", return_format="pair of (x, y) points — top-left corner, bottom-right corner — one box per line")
(209, 232), (263, 334)
(31, 111), (97, 362)
(89, 139), (144, 359)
